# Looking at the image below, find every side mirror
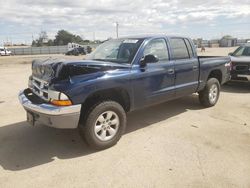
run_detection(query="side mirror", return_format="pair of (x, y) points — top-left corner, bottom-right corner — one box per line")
(140, 54), (159, 67)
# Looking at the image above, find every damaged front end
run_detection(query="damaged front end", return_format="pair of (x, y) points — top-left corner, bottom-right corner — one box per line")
(29, 57), (130, 102)
(29, 58), (64, 102)
(20, 57), (130, 129)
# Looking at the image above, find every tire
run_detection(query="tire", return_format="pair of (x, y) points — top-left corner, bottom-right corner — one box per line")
(199, 78), (220, 107)
(79, 101), (126, 150)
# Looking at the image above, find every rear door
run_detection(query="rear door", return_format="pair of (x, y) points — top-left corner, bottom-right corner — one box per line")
(169, 38), (199, 97)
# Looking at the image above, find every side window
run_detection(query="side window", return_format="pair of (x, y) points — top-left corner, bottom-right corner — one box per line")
(143, 39), (169, 61)
(234, 47), (244, 56)
(243, 47), (250, 56)
(184, 38), (194, 57)
(170, 38), (189, 60)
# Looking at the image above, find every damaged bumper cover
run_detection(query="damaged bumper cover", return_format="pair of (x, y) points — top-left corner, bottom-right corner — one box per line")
(18, 89), (81, 129)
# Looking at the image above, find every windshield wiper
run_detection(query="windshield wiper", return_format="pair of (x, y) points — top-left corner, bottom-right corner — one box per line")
(92, 59), (108, 62)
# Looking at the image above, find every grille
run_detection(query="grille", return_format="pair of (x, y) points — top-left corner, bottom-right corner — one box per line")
(233, 65), (249, 71)
(30, 76), (49, 101)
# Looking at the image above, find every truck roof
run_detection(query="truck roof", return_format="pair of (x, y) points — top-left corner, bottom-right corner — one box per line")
(119, 34), (189, 40)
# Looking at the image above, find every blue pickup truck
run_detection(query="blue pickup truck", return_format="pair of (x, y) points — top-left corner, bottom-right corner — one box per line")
(19, 35), (231, 149)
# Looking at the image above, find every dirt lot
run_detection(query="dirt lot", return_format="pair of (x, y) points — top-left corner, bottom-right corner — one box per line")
(0, 49), (250, 188)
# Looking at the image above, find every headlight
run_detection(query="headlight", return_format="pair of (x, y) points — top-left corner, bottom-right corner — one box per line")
(48, 90), (72, 106)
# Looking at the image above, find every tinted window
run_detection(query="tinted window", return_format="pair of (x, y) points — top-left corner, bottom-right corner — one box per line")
(143, 39), (169, 61)
(233, 46), (250, 56)
(242, 47), (250, 56)
(184, 39), (194, 57)
(170, 38), (189, 60)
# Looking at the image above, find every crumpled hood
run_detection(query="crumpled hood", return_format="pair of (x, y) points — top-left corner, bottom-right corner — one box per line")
(31, 58), (130, 82)
(32, 58), (63, 81)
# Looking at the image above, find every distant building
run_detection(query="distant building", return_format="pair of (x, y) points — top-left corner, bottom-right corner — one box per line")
(201, 40), (209, 47)
(209, 39), (220, 48)
(3, 42), (12, 47)
(236, 39), (249, 46)
(219, 37), (237, 47)
(193, 37), (249, 48)
(193, 38), (203, 48)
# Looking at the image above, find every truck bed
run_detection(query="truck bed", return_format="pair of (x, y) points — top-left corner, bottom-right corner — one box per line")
(197, 55), (231, 91)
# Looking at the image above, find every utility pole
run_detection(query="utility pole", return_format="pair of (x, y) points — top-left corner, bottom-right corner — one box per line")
(116, 22), (119, 38)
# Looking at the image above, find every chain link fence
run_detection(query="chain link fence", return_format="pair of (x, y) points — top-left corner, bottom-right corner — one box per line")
(9, 44), (99, 55)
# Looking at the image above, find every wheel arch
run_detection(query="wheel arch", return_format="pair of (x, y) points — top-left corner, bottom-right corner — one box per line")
(81, 87), (131, 115)
(207, 69), (222, 84)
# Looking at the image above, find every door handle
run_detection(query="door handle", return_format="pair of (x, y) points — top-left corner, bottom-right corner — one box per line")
(167, 69), (175, 74)
(193, 65), (198, 70)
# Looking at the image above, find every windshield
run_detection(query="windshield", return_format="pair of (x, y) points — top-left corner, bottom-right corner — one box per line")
(87, 38), (143, 64)
(232, 46), (250, 56)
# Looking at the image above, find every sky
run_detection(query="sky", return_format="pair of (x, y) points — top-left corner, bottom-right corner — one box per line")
(0, 0), (250, 45)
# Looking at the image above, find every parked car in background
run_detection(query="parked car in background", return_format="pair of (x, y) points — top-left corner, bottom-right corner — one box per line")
(66, 47), (86, 56)
(86, 46), (92, 53)
(19, 35), (231, 150)
(229, 44), (250, 82)
(67, 42), (83, 51)
(0, 47), (12, 56)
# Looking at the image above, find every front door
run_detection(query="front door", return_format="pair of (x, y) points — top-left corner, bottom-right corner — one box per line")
(132, 38), (175, 108)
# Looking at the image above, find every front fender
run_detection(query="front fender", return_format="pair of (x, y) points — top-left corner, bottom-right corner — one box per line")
(52, 70), (133, 105)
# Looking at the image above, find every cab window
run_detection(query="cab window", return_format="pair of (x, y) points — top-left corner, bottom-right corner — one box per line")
(143, 39), (169, 61)
(170, 38), (190, 60)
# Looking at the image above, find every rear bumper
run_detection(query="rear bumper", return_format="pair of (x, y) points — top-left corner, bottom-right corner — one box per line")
(18, 89), (81, 129)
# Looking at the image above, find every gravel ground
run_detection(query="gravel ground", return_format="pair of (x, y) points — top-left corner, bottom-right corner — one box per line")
(0, 49), (250, 188)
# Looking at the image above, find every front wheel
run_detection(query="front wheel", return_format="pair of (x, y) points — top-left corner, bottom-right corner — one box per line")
(199, 78), (220, 107)
(79, 101), (126, 150)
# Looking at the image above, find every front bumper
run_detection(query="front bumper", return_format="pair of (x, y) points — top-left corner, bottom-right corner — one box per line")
(18, 89), (81, 129)
(237, 74), (250, 81)
(231, 74), (250, 82)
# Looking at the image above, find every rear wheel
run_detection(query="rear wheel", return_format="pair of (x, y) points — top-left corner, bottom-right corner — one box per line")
(79, 101), (126, 150)
(199, 78), (220, 107)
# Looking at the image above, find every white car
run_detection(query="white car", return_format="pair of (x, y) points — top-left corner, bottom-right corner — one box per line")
(0, 47), (12, 56)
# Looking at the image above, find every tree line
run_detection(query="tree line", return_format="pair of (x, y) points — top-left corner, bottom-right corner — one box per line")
(32, 30), (101, 47)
